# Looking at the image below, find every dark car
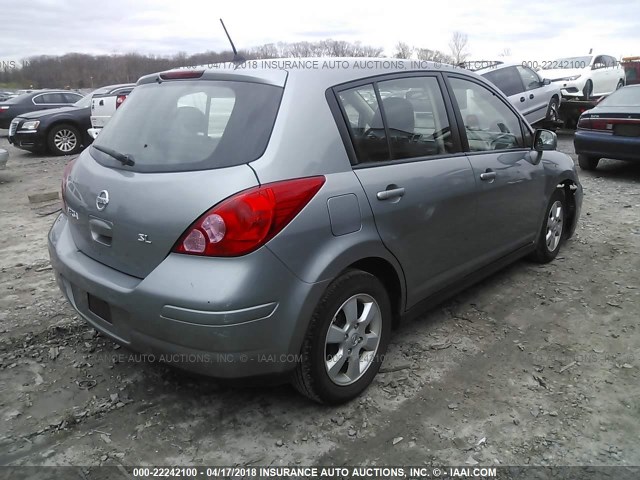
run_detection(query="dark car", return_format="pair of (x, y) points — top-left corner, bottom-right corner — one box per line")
(621, 57), (640, 86)
(0, 91), (16, 102)
(574, 84), (640, 170)
(8, 84), (134, 156)
(0, 90), (83, 129)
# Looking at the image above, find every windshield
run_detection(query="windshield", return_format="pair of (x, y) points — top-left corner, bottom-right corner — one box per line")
(543, 56), (592, 69)
(599, 86), (640, 107)
(92, 80), (283, 173)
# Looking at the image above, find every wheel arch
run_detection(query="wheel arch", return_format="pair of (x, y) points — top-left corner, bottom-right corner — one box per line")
(45, 120), (84, 154)
(556, 177), (581, 239)
(344, 256), (405, 328)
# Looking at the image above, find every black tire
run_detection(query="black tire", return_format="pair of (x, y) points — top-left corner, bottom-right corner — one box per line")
(546, 97), (559, 123)
(578, 154), (599, 171)
(292, 269), (392, 404)
(616, 80), (624, 90)
(47, 124), (81, 156)
(582, 80), (593, 100)
(530, 189), (566, 264)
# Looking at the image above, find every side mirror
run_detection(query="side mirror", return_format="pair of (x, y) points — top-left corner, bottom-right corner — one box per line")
(542, 78), (551, 86)
(533, 129), (557, 152)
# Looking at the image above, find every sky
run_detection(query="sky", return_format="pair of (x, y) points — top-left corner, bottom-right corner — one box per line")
(1, 0), (639, 63)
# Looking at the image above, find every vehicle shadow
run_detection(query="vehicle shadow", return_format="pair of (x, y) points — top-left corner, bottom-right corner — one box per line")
(582, 158), (640, 182)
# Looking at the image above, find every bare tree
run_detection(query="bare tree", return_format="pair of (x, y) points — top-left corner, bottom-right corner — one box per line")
(498, 47), (512, 57)
(394, 42), (413, 59)
(449, 31), (470, 64)
(0, 39), (387, 88)
(415, 47), (454, 64)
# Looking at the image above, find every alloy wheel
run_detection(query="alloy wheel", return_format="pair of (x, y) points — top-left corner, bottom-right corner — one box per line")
(54, 129), (77, 153)
(324, 294), (382, 386)
(545, 200), (564, 252)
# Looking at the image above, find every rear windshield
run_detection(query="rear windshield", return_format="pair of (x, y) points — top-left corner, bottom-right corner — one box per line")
(599, 87), (640, 106)
(91, 80), (283, 172)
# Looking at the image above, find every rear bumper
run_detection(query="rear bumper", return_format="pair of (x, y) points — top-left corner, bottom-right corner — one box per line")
(574, 129), (640, 161)
(87, 128), (100, 139)
(48, 214), (329, 379)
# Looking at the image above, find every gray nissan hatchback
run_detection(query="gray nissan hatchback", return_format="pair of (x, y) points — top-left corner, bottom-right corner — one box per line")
(49, 59), (582, 404)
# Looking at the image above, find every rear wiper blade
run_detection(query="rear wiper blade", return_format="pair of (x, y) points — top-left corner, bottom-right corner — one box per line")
(92, 144), (135, 166)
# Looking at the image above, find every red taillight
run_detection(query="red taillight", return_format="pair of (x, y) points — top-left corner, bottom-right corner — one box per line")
(115, 95), (127, 108)
(173, 176), (326, 257)
(578, 116), (640, 131)
(159, 70), (205, 80)
(61, 158), (76, 212)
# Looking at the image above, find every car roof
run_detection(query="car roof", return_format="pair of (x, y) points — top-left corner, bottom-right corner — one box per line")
(104, 83), (136, 91)
(476, 61), (523, 75)
(137, 57), (486, 89)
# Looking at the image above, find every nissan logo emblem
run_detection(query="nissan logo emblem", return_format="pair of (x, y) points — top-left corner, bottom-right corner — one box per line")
(96, 190), (109, 211)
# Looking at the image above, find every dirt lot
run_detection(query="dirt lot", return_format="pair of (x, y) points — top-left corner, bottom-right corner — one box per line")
(0, 130), (639, 468)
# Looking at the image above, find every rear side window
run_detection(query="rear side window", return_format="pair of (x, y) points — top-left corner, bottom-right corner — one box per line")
(338, 84), (390, 163)
(482, 67), (524, 96)
(92, 80), (283, 173)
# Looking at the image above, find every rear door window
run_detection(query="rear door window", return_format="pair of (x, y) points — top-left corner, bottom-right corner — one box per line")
(62, 93), (82, 103)
(91, 80), (283, 172)
(376, 76), (454, 159)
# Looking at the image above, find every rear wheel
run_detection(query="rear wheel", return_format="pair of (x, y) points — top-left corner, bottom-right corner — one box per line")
(293, 269), (391, 404)
(616, 80), (624, 90)
(546, 97), (559, 123)
(530, 189), (566, 264)
(582, 80), (593, 100)
(578, 154), (600, 171)
(48, 124), (81, 156)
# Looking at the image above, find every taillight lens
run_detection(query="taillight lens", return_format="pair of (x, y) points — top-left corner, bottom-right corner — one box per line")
(115, 95), (127, 108)
(173, 176), (325, 257)
(61, 158), (76, 212)
(577, 116), (591, 129)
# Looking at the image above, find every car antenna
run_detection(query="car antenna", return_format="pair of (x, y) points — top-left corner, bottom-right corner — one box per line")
(220, 19), (246, 68)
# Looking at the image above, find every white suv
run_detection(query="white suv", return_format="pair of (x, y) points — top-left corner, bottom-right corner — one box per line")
(540, 55), (625, 100)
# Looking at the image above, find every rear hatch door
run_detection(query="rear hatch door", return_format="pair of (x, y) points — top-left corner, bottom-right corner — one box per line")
(64, 76), (284, 278)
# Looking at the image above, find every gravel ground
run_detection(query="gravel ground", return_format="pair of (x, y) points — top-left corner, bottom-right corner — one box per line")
(0, 129), (639, 468)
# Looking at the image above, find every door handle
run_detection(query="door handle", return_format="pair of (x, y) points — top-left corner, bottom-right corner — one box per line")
(480, 170), (497, 181)
(529, 94), (535, 99)
(520, 97), (525, 102)
(376, 187), (405, 200)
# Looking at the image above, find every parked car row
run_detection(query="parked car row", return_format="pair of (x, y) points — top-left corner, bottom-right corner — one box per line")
(4, 84), (134, 156)
(1, 90), (84, 129)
